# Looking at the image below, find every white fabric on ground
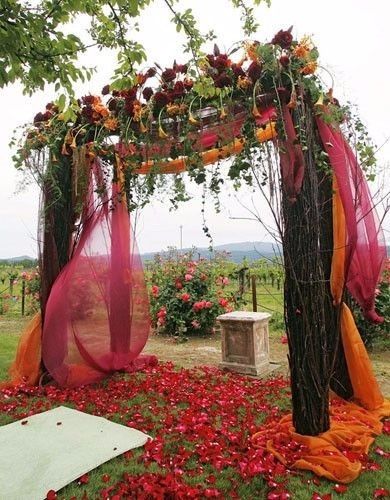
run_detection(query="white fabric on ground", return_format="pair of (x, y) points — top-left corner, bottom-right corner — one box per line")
(0, 406), (149, 499)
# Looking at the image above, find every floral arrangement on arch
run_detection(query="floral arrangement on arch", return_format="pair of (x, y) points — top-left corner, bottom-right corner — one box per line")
(147, 253), (238, 338)
(18, 28), (329, 177)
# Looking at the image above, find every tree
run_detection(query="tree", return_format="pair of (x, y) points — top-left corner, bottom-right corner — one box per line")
(0, 0), (266, 94)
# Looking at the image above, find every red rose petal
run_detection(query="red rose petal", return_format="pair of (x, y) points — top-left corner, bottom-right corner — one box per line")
(374, 488), (390, 498)
(333, 484), (348, 494)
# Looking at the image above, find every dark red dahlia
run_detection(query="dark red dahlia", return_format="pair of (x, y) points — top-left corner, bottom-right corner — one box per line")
(214, 54), (229, 72)
(214, 73), (232, 88)
(154, 91), (170, 109)
(142, 87), (154, 101)
(42, 111), (52, 121)
(162, 68), (176, 83)
(101, 85), (110, 95)
(33, 112), (44, 124)
(173, 63), (188, 74)
(279, 55), (290, 67)
(206, 54), (215, 67)
(121, 87), (137, 100)
(108, 98), (118, 111)
(124, 99), (136, 116)
(170, 80), (185, 99)
(81, 95), (95, 105)
(146, 67), (157, 78)
(231, 64), (245, 78)
(247, 61), (262, 81)
(271, 29), (293, 49)
(81, 106), (94, 123)
(183, 79), (193, 91)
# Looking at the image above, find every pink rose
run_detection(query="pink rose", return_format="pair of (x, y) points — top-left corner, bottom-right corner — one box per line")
(184, 274), (193, 282)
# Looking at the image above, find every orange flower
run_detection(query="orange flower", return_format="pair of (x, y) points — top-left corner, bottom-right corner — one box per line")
(104, 117), (119, 131)
(237, 76), (253, 90)
(300, 61), (318, 75)
(92, 102), (109, 118)
(132, 101), (143, 122)
(166, 103), (181, 116)
(245, 41), (260, 62)
(293, 36), (314, 59)
(252, 102), (261, 118)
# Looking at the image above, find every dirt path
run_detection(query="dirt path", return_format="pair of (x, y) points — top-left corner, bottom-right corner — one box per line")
(144, 332), (390, 396)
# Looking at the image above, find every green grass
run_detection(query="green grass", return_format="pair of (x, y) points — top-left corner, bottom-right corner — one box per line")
(0, 333), (19, 381)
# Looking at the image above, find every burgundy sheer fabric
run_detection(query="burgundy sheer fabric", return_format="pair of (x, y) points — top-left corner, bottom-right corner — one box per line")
(278, 105), (305, 203)
(42, 161), (151, 387)
(316, 118), (387, 322)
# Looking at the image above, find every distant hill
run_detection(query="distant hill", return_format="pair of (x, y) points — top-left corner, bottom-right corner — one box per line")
(0, 256), (37, 265)
(141, 241), (282, 263)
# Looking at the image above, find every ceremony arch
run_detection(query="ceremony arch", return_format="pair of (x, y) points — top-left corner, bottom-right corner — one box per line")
(5, 30), (388, 482)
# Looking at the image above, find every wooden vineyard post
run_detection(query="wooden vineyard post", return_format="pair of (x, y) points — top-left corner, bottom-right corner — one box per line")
(21, 279), (25, 316)
(251, 275), (257, 312)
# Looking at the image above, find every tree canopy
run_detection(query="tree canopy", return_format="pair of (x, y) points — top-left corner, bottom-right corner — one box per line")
(0, 0), (267, 94)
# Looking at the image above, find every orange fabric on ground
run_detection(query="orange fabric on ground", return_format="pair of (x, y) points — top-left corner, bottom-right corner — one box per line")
(252, 398), (390, 483)
(330, 175), (346, 305)
(135, 122), (276, 175)
(340, 302), (384, 410)
(4, 313), (42, 387)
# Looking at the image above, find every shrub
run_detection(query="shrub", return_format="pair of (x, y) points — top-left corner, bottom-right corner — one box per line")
(147, 251), (238, 338)
(353, 259), (390, 350)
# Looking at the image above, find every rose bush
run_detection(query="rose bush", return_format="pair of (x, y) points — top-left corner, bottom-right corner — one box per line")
(147, 252), (238, 338)
(353, 259), (390, 350)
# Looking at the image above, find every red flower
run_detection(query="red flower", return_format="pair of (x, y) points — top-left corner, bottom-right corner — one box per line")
(162, 68), (176, 83)
(247, 61), (262, 81)
(154, 91), (170, 110)
(279, 55), (290, 67)
(170, 81), (185, 99)
(231, 63), (245, 78)
(181, 293), (191, 302)
(219, 298), (229, 308)
(183, 78), (193, 90)
(82, 95), (95, 105)
(173, 63), (188, 74)
(175, 280), (183, 289)
(157, 307), (167, 318)
(143, 87), (154, 101)
(214, 54), (230, 72)
(46, 491), (57, 500)
(271, 29), (293, 49)
(146, 67), (157, 78)
(151, 285), (159, 298)
(214, 73), (232, 88)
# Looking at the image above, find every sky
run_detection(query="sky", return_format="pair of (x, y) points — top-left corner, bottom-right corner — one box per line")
(0, 0), (389, 258)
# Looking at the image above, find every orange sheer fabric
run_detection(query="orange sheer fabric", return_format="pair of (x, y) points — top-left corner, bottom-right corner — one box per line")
(252, 398), (390, 483)
(3, 313), (42, 387)
(330, 176), (346, 305)
(340, 303), (384, 411)
(135, 122), (276, 175)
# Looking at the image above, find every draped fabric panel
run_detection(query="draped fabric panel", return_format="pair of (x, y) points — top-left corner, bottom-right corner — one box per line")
(316, 118), (387, 322)
(41, 161), (151, 387)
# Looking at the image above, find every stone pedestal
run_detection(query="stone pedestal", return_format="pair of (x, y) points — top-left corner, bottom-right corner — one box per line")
(218, 311), (271, 376)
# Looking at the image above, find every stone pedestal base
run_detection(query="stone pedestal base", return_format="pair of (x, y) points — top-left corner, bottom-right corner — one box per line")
(217, 311), (271, 376)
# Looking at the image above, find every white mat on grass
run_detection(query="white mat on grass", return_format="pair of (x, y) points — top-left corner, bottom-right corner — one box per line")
(0, 406), (149, 500)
